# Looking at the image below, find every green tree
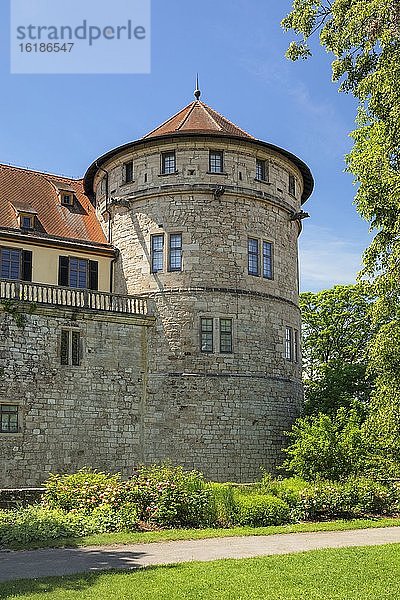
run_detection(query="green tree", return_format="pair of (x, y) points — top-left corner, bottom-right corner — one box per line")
(283, 408), (367, 480)
(282, 0), (400, 310)
(300, 284), (375, 416)
(282, 0), (400, 476)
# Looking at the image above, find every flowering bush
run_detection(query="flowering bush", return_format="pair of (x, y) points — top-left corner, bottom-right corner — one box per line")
(43, 469), (124, 513)
(126, 464), (211, 528)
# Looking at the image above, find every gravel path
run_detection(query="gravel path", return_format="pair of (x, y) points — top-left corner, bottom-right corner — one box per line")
(1, 526), (400, 582)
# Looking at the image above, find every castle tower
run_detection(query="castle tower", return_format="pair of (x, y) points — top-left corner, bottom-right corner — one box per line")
(84, 91), (313, 481)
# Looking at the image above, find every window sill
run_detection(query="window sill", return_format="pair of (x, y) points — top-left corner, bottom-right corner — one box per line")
(158, 171), (179, 177)
(120, 180), (135, 187)
(254, 178), (271, 185)
(207, 171), (228, 176)
(0, 432), (23, 438)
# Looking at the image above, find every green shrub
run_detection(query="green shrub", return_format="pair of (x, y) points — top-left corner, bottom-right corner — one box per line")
(0, 505), (92, 547)
(261, 475), (309, 508)
(298, 477), (394, 520)
(234, 494), (290, 526)
(43, 468), (123, 513)
(206, 483), (237, 527)
(283, 409), (368, 481)
(127, 464), (211, 528)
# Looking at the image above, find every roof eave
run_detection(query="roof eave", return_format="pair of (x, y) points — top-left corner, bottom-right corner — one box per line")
(84, 132), (314, 204)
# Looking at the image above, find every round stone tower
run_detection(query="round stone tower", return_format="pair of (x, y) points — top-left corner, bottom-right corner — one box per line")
(84, 91), (313, 482)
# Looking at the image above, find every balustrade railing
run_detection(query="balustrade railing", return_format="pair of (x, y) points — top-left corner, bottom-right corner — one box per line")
(0, 279), (150, 316)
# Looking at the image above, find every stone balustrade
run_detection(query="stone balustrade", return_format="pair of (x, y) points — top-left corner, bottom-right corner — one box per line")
(0, 278), (150, 317)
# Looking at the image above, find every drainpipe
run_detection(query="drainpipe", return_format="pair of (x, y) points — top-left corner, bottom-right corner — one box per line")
(110, 249), (120, 294)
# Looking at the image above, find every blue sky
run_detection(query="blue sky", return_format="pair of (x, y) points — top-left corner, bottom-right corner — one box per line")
(0, 0), (371, 291)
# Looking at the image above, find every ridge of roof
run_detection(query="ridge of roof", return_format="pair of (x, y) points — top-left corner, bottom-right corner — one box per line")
(0, 162), (83, 182)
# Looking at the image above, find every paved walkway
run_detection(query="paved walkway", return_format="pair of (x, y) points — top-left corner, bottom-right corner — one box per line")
(1, 527), (400, 582)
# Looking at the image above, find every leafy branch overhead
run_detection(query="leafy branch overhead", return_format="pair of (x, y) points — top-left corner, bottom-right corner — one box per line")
(283, 0), (400, 314)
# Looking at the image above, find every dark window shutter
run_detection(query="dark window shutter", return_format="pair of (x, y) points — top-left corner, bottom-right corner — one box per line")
(89, 261), (98, 291)
(58, 256), (69, 287)
(21, 250), (33, 282)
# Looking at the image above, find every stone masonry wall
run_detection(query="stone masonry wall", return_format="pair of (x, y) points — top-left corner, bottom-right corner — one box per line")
(0, 306), (150, 487)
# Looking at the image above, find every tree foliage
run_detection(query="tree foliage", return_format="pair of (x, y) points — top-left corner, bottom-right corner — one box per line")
(282, 1), (400, 310)
(300, 284), (375, 415)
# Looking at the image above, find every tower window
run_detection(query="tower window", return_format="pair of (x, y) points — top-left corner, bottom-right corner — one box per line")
(256, 160), (268, 182)
(161, 151), (176, 175)
(124, 161), (134, 183)
(151, 234), (164, 272)
(285, 327), (299, 362)
(200, 318), (214, 353)
(168, 233), (182, 272)
(61, 329), (81, 366)
(248, 238), (260, 276)
(262, 241), (273, 280)
(209, 150), (224, 173)
(289, 174), (296, 196)
(0, 404), (18, 433)
(220, 318), (233, 353)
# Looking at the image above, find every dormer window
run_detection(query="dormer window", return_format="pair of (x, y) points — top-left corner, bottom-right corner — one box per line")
(61, 192), (74, 206)
(18, 212), (35, 230)
(21, 215), (33, 229)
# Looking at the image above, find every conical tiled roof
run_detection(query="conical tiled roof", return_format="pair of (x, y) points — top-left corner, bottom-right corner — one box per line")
(143, 101), (255, 140)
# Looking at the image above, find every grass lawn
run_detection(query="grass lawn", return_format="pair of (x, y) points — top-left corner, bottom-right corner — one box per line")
(8, 516), (400, 551)
(1, 543), (400, 599)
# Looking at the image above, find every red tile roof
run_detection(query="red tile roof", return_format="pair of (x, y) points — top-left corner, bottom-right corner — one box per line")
(143, 101), (255, 140)
(0, 164), (107, 245)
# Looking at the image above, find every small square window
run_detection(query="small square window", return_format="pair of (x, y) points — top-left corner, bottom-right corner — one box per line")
(209, 151), (224, 173)
(0, 404), (19, 433)
(289, 174), (296, 197)
(151, 234), (164, 272)
(200, 318), (213, 353)
(61, 329), (81, 366)
(161, 152), (176, 175)
(124, 161), (134, 183)
(21, 215), (33, 229)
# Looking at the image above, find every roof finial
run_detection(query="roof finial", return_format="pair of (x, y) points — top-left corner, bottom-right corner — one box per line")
(194, 74), (201, 101)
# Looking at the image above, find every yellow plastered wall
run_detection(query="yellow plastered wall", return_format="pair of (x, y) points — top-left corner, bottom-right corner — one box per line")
(0, 240), (112, 292)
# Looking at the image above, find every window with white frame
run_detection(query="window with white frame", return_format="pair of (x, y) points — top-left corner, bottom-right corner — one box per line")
(209, 150), (224, 173)
(0, 404), (19, 433)
(262, 241), (273, 280)
(285, 326), (299, 362)
(200, 318), (213, 353)
(248, 238), (259, 276)
(168, 233), (182, 272)
(161, 151), (176, 175)
(256, 159), (268, 182)
(200, 317), (234, 354)
(151, 234), (164, 272)
(220, 318), (233, 353)
(60, 329), (81, 366)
